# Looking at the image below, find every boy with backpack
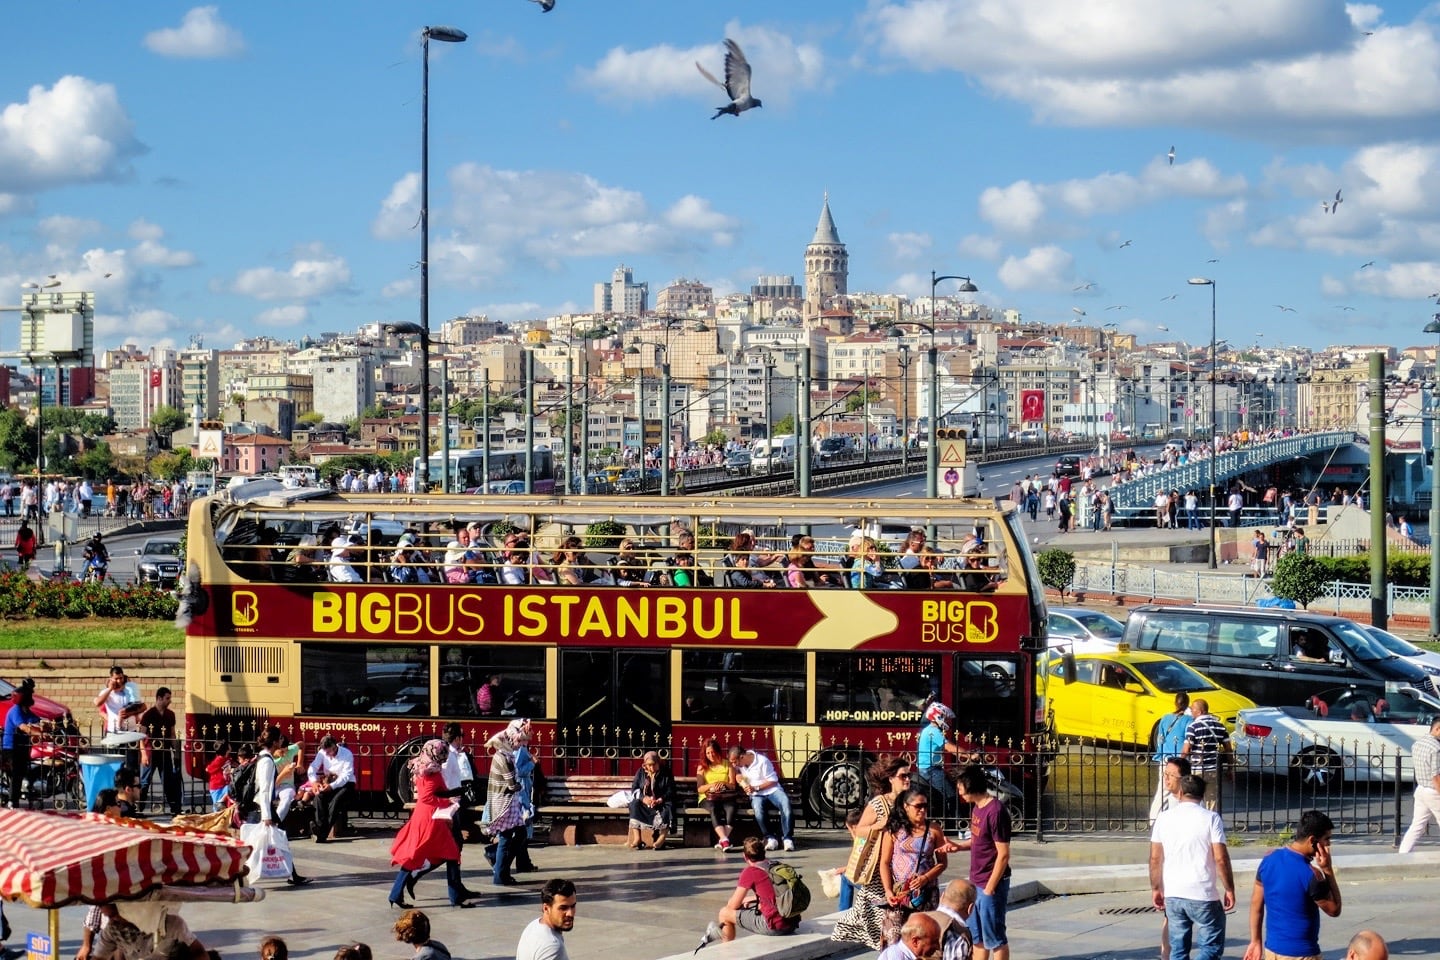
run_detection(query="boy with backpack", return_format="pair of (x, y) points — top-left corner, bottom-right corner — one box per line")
(700, 835), (806, 947)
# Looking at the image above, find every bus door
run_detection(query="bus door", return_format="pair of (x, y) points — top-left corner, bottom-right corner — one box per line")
(557, 648), (669, 771)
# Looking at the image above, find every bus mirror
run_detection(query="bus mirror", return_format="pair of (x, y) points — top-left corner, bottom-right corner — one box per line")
(1061, 653), (1077, 685)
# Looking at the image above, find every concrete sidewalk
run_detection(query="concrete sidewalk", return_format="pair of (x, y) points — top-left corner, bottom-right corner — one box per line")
(3, 829), (1432, 960)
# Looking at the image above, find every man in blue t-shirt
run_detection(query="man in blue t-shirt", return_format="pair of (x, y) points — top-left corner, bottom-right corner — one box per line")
(1243, 810), (1341, 960)
(1149, 693), (1192, 824)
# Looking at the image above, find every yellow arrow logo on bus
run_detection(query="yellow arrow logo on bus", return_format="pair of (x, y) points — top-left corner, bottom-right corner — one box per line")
(797, 592), (899, 650)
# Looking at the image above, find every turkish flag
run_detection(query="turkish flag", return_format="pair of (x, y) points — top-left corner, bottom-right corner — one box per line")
(1020, 389), (1044, 423)
(150, 370), (162, 388)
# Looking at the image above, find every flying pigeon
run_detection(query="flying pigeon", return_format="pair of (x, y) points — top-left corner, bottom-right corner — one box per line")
(1119, 239), (1133, 248)
(1167, 146), (1175, 166)
(696, 39), (761, 119)
(1274, 305), (1296, 312)
(529, 0), (555, 9)
(1360, 260), (1375, 269)
(1161, 294), (1178, 301)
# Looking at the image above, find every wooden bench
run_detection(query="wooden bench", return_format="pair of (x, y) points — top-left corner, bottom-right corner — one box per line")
(537, 773), (800, 847)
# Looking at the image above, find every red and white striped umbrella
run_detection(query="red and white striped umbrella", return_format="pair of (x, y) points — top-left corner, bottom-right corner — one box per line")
(0, 808), (251, 908)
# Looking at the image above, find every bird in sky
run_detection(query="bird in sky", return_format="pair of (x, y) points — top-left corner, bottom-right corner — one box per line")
(1161, 294), (1178, 301)
(1167, 146), (1175, 166)
(1119, 239), (1133, 248)
(1072, 307), (1087, 316)
(529, 0), (555, 9)
(1106, 304), (1128, 311)
(1275, 305), (1296, 312)
(696, 39), (761, 119)
(1323, 189), (1343, 214)
(1360, 260), (1375, 269)
(1205, 258), (1220, 264)
(1337, 305), (1356, 311)
(1073, 281), (1095, 291)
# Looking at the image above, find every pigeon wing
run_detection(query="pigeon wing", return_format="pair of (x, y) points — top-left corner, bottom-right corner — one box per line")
(723, 38), (752, 101)
(696, 61), (727, 93)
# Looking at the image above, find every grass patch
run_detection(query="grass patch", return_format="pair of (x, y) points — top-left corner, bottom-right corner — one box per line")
(0, 619), (182, 650)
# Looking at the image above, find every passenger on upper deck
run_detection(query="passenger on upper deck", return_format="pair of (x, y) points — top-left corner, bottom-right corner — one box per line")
(612, 539), (651, 587)
(389, 533), (435, 585)
(552, 536), (594, 586)
(443, 523), (480, 585)
(327, 534), (363, 584)
(498, 534), (529, 586)
(957, 545), (998, 593)
(850, 538), (886, 590)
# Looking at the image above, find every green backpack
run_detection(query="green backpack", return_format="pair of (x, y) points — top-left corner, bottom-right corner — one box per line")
(767, 861), (810, 919)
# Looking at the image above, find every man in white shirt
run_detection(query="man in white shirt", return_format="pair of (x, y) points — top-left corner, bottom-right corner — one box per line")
(1149, 774), (1234, 960)
(328, 535), (363, 583)
(727, 744), (794, 852)
(93, 665), (145, 742)
(877, 913), (941, 960)
(442, 722), (474, 844)
(307, 734), (355, 843)
(516, 878), (577, 960)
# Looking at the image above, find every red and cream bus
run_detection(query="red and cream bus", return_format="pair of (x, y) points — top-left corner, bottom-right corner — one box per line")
(180, 489), (1050, 821)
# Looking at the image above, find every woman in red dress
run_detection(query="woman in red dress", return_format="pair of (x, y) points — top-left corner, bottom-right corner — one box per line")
(388, 739), (476, 909)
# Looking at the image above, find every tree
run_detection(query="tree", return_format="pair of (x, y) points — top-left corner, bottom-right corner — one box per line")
(701, 429), (729, 448)
(361, 403), (388, 420)
(1036, 548), (1077, 601)
(773, 414), (795, 435)
(150, 405), (187, 449)
(845, 388), (879, 413)
(76, 442), (115, 478)
(149, 450), (189, 481)
(296, 411), (325, 427)
(0, 407), (36, 471)
(1270, 552), (1326, 609)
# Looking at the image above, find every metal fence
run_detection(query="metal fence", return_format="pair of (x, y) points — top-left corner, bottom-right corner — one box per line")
(9, 721), (1424, 845)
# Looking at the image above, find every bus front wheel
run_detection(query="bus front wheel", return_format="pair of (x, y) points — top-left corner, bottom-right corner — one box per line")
(802, 749), (869, 823)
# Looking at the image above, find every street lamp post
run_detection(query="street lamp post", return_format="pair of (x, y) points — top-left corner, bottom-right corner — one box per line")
(523, 348), (535, 494)
(797, 344), (812, 498)
(1425, 317), (1440, 639)
(417, 24), (467, 494)
(926, 271), (979, 497)
(898, 344), (910, 473)
(1189, 277), (1218, 569)
(658, 344), (671, 496)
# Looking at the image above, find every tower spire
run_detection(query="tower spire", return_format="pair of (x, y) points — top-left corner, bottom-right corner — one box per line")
(812, 193), (840, 245)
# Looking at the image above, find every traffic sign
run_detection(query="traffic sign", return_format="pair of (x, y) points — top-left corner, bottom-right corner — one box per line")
(938, 440), (967, 467)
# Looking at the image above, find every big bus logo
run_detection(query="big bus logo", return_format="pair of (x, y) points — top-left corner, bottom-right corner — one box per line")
(232, 591), (260, 631)
(918, 599), (999, 644)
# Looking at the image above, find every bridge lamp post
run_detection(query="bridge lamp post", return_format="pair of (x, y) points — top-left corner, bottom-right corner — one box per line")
(1425, 317), (1440, 639)
(1189, 277), (1219, 569)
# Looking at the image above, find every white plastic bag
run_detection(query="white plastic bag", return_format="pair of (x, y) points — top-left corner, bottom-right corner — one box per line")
(605, 789), (636, 808)
(240, 821), (293, 880)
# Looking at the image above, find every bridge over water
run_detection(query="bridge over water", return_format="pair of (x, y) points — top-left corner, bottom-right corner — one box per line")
(1108, 430), (1353, 514)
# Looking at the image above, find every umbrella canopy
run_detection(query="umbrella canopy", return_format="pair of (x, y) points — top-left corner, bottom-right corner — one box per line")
(0, 809), (251, 908)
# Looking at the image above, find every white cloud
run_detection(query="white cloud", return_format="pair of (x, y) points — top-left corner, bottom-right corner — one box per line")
(127, 219), (163, 242)
(0, 76), (144, 193)
(228, 247), (351, 301)
(371, 172), (418, 240)
(381, 278), (416, 299)
(1320, 274), (1348, 297)
(958, 234), (1004, 261)
(979, 181), (1046, 235)
(144, 6), (246, 59)
(888, 231), (931, 262)
(996, 245), (1075, 292)
(126, 219), (196, 267)
(663, 195), (739, 245)
(95, 308), (177, 341)
(1201, 199), (1247, 249)
(869, 1), (1440, 141)
(1351, 261), (1440, 299)
(470, 302), (544, 323)
(0, 194), (34, 217)
(38, 216), (103, 246)
(578, 21), (827, 108)
(256, 305), (308, 327)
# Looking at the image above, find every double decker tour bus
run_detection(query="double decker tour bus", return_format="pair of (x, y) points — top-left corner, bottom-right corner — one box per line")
(179, 489), (1050, 823)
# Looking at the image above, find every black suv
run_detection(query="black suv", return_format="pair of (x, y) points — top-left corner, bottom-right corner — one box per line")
(1054, 454), (1083, 477)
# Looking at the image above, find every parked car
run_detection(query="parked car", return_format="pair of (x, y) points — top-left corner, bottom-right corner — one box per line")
(723, 451), (752, 476)
(614, 468), (661, 493)
(0, 677), (73, 732)
(1362, 625), (1440, 680)
(1043, 647), (1254, 747)
(1046, 607), (1126, 653)
(135, 537), (182, 589)
(487, 480), (526, 494)
(574, 474), (613, 495)
(1232, 684), (1440, 789)
(1124, 604), (1434, 707)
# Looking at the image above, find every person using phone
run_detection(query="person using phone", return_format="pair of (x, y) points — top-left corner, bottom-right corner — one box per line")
(1243, 811), (1341, 960)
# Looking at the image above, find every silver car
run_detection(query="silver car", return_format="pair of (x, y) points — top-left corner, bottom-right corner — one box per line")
(1047, 607), (1126, 652)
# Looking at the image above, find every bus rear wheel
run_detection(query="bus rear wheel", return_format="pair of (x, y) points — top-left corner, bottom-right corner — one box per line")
(802, 749), (868, 823)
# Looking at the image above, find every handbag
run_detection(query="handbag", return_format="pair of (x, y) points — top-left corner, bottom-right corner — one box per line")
(843, 824), (885, 885)
(240, 821), (293, 880)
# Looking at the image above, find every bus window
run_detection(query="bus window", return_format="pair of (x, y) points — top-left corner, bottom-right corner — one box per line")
(300, 644), (429, 716)
(815, 653), (937, 724)
(954, 657), (1023, 745)
(558, 649), (669, 742)
(680, 650), (805, 723)
(438, 645), (546, 718)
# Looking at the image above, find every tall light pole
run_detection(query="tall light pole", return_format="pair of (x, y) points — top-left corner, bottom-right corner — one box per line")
(1189, 277), (1218, 569)
(797, 344), (812, 497)
(898, 344), (910, 472)
(924, 271), (978, 497)
(523, 348), (535, 494)
(657, 343), (671, 495)
(1425, 317), (1440, 639)
(417, 24), (467, 494)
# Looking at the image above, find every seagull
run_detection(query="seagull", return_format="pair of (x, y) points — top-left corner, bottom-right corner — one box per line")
(1071, 307), (1087, 317)
(1275, 305), (1296, 312)
(1072, 281), (1095, 291)
(529, 0), (555, 9)
(1119, 239), (1133, 248)
(1327, 189), (1343, 214)
(1205, 258), (1220, 264)
(695, 922), (722, 954)
(1161, 294), (1178, 301)
(696, 39), (761, 119)
(1360, 260), (1375, 269)
(1167, 145), (1175, 166)
(1106, 304), (1128, 311)
(1337, 305), (1356, 311)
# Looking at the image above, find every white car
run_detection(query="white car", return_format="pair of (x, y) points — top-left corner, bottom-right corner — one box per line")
(1046, 607), (1126, 654)
(1363, 626), (1440, 680)
(1232, 685), (1440, 789)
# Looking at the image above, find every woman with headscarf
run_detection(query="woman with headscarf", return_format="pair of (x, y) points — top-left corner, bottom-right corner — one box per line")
(482, 719), (533, 886)
(388, 739), (476, 909)
(626, 750), (675, 850)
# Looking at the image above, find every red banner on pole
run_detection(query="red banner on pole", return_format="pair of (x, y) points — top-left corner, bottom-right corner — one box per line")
(149, 370), (161, 388)
(1020, 389), (1044, 423)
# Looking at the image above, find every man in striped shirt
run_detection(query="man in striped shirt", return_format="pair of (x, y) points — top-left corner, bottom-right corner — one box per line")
(1182, 699), (1230, 781)
(1398, 718), (1440, 853)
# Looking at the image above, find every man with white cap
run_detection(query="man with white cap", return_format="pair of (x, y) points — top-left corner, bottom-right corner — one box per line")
(327, 532), (363, 583)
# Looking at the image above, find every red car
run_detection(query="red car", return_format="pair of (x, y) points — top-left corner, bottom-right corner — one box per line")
(0, 677), (75, 729)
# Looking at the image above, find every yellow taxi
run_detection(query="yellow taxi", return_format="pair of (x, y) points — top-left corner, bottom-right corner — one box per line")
(1042, 645), (1255, 747)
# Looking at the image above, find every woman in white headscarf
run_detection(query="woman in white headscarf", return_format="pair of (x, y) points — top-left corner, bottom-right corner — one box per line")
(482, 719), (533, 886)
(388, 739), (476, 909)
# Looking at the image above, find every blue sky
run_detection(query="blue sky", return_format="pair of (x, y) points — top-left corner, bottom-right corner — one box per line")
(3, 0), (1440, 356)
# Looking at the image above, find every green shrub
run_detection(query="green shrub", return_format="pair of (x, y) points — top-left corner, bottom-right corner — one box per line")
(1271, 553), (1326, 609)
(0, 572), (178, 621)
(583, 519), (625, 550)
